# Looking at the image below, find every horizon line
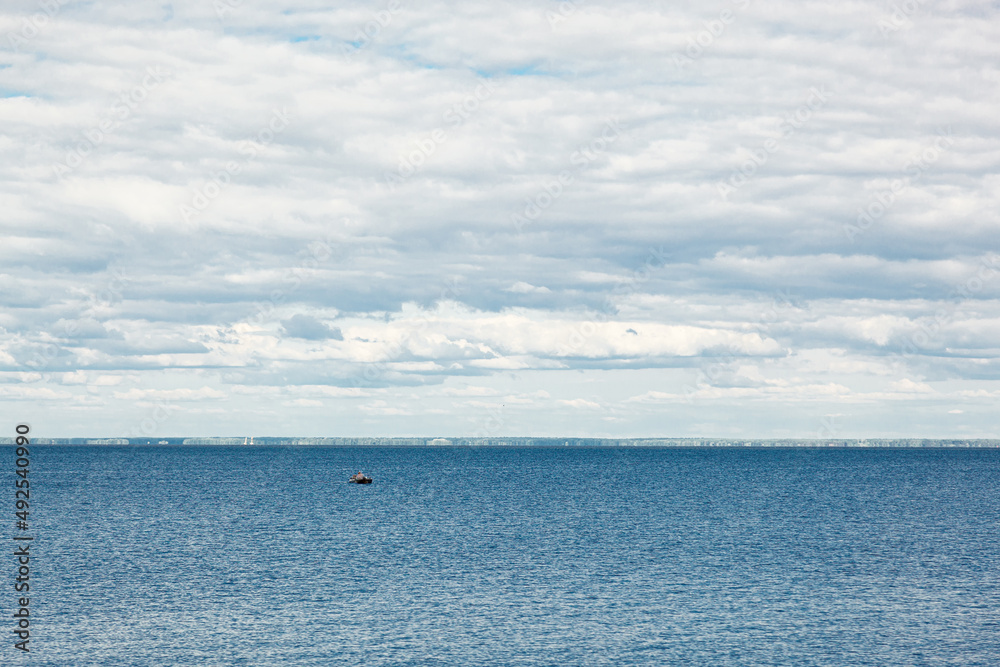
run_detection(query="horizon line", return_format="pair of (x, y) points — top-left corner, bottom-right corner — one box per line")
(4, 436), (999, 448)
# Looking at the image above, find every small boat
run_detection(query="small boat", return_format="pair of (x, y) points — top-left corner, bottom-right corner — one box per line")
(348, 473), (372, 484)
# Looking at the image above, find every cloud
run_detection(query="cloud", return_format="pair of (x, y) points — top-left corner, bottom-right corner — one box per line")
(284, 398), (324, 407)
(54, 319), (122, 340)
(889, 379), (934, 394)
(0, 386), (73, 400)
(505, 281), (551, 294)
(558, 398), (601, 410)
(112, 387), (227, 401)
(626, 391), (673, 404)
(280, 314), (344, 341)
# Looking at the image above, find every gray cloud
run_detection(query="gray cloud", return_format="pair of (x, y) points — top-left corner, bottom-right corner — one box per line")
(281, 314), (343, 341)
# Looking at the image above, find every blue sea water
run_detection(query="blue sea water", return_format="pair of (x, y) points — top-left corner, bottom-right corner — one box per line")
(10, 445), (1000, 665)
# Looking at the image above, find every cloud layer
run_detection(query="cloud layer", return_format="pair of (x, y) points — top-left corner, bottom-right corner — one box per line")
(2, 0), (999, 438)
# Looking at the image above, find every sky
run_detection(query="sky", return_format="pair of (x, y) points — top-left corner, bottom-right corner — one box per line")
(1, 0), (999, 439)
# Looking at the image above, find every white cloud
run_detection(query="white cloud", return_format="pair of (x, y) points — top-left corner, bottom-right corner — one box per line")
(438, 385), (499, 397)
(112, 387), (227, 401)
(626, 391), (673, 404)
(0, 386), (73, 400)
(62, 371), (89, 385)
(505, 281), (551, 294)
(890, 379), (934, 394)
(558, 398), (601, 410)
(284, 399), (324, 407)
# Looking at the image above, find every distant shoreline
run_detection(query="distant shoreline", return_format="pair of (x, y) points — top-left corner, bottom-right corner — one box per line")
(1, 437), (998, 448)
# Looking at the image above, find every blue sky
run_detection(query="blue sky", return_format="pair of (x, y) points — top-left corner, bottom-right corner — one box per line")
(1, 0), (999, 438)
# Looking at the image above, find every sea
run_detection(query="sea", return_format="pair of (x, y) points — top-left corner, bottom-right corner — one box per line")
(11, 445), (1000, 665)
